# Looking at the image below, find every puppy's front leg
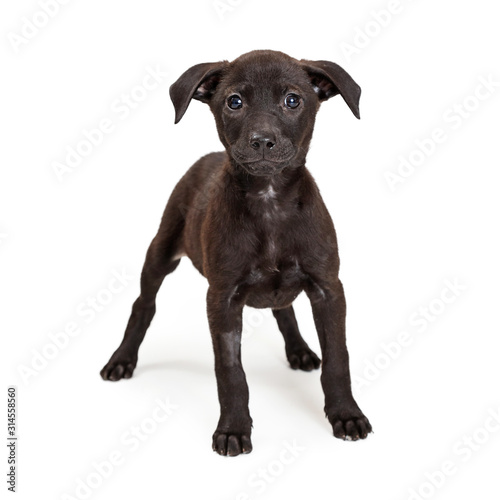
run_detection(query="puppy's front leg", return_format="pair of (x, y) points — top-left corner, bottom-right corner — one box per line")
(207, 288), (253, 456)
(308, 279), (372, 441)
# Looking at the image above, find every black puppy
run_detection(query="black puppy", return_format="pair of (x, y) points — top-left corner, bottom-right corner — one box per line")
(101, 50), (372, 456)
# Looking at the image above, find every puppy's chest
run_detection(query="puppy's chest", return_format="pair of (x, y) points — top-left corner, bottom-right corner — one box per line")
(247, 204), (306, 284)
(234, 191), (310, 309)
(246, 185), (285, 221)
(247, 190), (295, 269)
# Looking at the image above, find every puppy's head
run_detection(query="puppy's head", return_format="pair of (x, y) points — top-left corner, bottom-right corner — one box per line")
(170, 50), (360, 176)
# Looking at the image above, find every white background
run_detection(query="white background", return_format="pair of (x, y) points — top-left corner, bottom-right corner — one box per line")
(2, 0), (500, 499)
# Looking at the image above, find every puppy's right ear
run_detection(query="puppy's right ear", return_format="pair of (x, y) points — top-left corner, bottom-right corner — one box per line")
(169, 61), (228, 124)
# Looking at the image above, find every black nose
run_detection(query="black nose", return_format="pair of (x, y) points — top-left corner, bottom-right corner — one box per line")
(250, 132), (276, 150)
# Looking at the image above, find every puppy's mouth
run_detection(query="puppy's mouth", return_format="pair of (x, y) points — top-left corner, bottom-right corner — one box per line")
(230, 149), (295, 176)
(239, 159), (287, 176)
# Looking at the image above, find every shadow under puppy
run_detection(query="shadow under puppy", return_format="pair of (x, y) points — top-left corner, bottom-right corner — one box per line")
(101, 50), (372, 456)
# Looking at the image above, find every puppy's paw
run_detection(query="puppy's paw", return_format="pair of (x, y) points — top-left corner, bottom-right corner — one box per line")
(212, 431), (252, 457)
(327, 409), (372, 441)
(100, 353), (137, 381)
(287, 347), (321, 371)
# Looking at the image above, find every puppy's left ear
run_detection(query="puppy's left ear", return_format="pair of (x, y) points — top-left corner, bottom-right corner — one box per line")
(170, 61), (228, 124)
(300, 60), (361, 119)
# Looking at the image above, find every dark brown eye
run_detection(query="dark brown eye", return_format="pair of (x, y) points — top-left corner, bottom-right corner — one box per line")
(227, 95), (242, 110)
(285, 93), (300, 109)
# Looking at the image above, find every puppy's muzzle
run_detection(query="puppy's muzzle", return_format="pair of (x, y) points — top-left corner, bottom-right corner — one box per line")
(231, 130), (295, 176)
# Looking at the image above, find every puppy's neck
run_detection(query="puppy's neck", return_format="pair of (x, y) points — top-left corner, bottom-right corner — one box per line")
(226, 158), (304, 200)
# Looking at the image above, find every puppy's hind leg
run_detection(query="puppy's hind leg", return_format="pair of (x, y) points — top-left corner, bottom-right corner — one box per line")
(273, 306), (321, 371)
(100, 203), (185, 381)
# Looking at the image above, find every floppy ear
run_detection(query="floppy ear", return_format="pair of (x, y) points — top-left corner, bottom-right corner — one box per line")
(300, 60), (361, 119)
(169, 61), (228, 124)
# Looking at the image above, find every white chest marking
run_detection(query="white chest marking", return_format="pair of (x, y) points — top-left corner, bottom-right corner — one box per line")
(258, 185), (276, 201)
